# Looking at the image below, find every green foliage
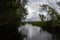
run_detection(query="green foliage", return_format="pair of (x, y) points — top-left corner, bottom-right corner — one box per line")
(0, 0), (27, 40)
(39, 4), (60, 33)
(57, 1), (60, 6)
(0, 0), (27, 27)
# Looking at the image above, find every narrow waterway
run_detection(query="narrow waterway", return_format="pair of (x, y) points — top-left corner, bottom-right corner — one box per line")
(18, 23), (55, 40)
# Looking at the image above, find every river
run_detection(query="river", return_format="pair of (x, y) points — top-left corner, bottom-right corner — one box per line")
(18, 23), (56, 40)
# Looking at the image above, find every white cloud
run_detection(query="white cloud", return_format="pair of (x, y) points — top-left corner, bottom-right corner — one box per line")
(25, 8), (41, 21)
(26, 7), (35, 19)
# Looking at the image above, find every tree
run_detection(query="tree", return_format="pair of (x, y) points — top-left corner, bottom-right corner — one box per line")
(57, 1), (60, 6)
(39, 4), (60, 32)
(0, 0), (27, 40)
(40, 4), (59, 21)
(0, 0), (27, 27)
(39, 14), (45, 21)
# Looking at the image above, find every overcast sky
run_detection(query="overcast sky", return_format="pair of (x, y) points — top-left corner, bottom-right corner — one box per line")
(24, 0), (60, 21)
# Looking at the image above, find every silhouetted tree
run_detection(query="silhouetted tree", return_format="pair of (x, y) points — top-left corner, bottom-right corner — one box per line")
(0, 0), (27, 40)
(39, 14), (45, 21)
(57, 1), (60, 6)
(39, 4), (60, 32)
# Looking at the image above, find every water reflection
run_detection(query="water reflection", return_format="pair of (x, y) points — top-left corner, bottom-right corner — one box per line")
(18, 23), (53, 40)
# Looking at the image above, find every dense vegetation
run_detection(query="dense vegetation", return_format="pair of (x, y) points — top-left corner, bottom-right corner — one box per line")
(0, 0), (27, 40)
